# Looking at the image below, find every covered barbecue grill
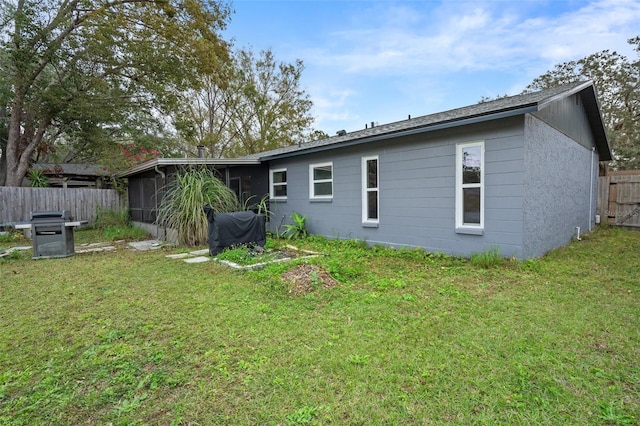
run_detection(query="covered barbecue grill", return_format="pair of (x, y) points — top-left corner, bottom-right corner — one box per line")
(30, 210), (76, 258)
(203, 204), (266, 255)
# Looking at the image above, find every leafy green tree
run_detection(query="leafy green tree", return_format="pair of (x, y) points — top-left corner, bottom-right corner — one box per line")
(176, 48), (315, 158)
(0, 0), (231, 186)
(526, 36), (640, 169)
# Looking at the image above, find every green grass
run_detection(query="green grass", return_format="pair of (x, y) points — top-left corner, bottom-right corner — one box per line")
(1, 227), (639, 425)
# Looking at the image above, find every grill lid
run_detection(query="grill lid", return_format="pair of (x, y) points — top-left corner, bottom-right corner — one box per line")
(30, 210), (73, 221)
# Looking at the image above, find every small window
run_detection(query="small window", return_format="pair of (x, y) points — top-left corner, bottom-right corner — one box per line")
(309, 162), (333, 199)
(456, 142), (484, 232)
(362, 156), (379, 223)
(270, 168), (287, 200)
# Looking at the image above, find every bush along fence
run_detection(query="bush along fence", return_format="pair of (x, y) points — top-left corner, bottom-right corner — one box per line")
(0, 187), (125, 225)
(598, 171), (640, 229)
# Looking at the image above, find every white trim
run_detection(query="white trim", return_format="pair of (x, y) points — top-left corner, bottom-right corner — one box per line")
(361, 155), (379, 224)
(455, 141), (484, 231)
(309, 162), (333, 199)
(269, 168), (287, 200)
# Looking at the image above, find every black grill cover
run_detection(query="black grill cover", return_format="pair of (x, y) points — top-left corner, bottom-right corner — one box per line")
(204, 204), (266, 255)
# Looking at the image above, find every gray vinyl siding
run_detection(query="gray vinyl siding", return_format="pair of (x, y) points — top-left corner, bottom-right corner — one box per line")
(522, 114), (597, 258)
(269, 116), (528, 258)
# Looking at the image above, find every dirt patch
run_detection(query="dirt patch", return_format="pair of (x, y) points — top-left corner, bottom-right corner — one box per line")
(281, 264), (339, 296)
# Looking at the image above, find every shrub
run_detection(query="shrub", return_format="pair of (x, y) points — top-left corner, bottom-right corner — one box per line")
(282, 211), (308, 239)
(102, 225), (150, 241)
(157, 166), (238, 246)
(28, 169), (49, 187)
(94, 207), (131, 230)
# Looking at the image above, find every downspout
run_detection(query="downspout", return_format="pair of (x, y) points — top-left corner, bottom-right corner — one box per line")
(155, 165), (166, 240)
(589, 147), (595, 232)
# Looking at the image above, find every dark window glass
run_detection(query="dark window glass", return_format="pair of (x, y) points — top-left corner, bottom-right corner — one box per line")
(463, 187), (481, 224)
(367, 159), (377, 189)
(462, 145), (481, 184)
(273, 171), (286, 184)
(314, 182), (332, 196)
(367, 191), (378, 220)
(313, 165), (332, 181)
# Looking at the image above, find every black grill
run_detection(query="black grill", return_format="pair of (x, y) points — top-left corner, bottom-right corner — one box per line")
(30, 211), (75, 259)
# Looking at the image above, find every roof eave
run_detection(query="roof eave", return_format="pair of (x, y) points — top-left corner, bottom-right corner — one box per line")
(260, 105), (539, 161)
(116, 158), (262, 178)
(580, 85), (612, 161)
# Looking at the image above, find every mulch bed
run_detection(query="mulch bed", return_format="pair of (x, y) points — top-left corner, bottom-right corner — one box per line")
(281, 264), (339, 296)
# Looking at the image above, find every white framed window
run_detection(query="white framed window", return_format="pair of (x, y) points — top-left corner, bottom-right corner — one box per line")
(455, 141), (484, 232)
(269, 168), (287, 200)
(309, 162), (333, 199)
(362, 155), (379, 224)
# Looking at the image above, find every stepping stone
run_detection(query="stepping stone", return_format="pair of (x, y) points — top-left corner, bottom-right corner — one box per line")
(166, 253), (192, 259)
(189, 249), (209, 256)
(128, 240), (162, 251)
(76, 246), (116, 253)
(183, 256), (210, 264)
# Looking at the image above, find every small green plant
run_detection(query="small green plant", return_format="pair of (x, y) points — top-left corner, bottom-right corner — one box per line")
(215, 243), (295, 266)
(599, 401), (635, 425)
(216, 245), (254, 264)
(242, 194), (272, 219)
(309, 270), (322, 288)
(347, 354), (370, 366)
(0, 231), (24, 244)
(286, 405), (319, 425)
(282, 211), (308, 240)
(0, 249), (22, 261)
(27, 169), (49, 187)
(470, 246), (503, 268)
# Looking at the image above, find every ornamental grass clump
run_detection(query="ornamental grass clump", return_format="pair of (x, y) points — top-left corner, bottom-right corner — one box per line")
(157, 166), (239, 246)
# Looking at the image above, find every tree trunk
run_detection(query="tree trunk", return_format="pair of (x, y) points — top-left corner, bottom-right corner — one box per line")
(4, 99), (49, 187)
(0, 148), (6, 186)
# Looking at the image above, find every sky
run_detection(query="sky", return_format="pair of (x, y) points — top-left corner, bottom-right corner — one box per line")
(223, 0), (640, 136)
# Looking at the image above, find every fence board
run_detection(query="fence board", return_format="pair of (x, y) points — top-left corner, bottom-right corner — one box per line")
(616, 180), (640, 227)
(597, 176), (610, 222)
(0, 187), (125, 225)
(597, 171), (640, 228)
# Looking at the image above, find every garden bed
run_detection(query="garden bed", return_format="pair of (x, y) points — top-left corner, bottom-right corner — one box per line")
(213, 244), (322, 270)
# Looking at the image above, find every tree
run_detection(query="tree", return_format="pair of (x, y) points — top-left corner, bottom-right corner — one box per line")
(526, 36), (640, 169)
(176, 48), (315, 158)
(0, 0), (231, 186)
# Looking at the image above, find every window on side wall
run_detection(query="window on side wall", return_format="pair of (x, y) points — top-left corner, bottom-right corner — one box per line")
(455, 141), (484, 234)
(362, 155), (379, 224)
(309, 162), (333, 200)
(270, 168), (287, 200)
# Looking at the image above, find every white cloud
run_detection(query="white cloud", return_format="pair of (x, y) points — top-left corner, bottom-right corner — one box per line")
(282, 0), (640, 132)
(305, 0), (640, 77)
(308, 87), (361, 131)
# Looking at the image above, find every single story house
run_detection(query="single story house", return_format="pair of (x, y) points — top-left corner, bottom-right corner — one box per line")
(121, 80), (611, 259)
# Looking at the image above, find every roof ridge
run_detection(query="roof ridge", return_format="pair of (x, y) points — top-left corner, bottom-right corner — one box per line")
(239, 80), (594, 161)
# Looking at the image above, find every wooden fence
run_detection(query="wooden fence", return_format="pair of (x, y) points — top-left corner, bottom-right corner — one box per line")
(598, 171), (640, 229)
(0, 187), (125, 225)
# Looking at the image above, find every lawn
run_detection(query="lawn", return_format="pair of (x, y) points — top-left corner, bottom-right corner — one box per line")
(1, 226), (639, 425)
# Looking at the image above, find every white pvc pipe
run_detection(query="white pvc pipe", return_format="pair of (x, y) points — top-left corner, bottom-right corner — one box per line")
(589, 147), (595, 231)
